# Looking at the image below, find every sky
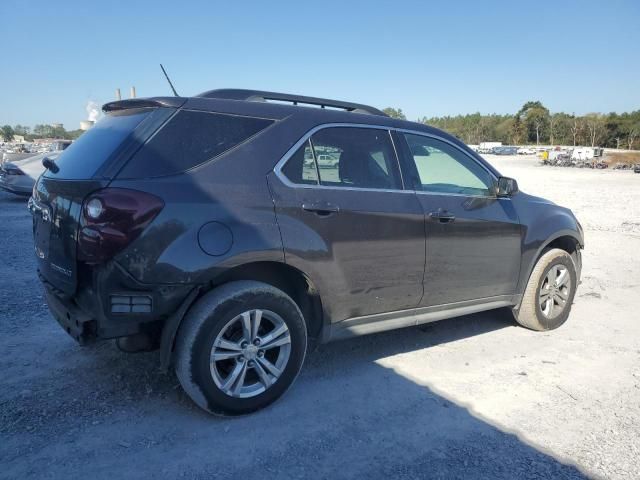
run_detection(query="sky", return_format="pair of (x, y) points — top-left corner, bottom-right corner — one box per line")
(1, 0), (639, 129)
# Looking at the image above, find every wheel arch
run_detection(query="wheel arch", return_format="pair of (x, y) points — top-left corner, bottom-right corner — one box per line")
(516, 229), (583, 305)
(160, 260), (325, 370)
(207, 261), (325, 345)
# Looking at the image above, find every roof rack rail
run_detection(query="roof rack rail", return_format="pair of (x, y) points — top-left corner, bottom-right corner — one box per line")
(196, 89), (388, 117)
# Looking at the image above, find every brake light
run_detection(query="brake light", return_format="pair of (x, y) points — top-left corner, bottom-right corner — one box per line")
(3, 165), (25, 175)
(78, 188), (164, 264)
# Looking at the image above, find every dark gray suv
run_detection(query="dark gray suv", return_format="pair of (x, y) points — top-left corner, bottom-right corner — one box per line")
(30, 89), (583, 415)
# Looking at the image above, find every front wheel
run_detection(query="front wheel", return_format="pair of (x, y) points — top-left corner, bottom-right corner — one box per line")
(175, 281), (307, 415)
(512, 248), (578, 331)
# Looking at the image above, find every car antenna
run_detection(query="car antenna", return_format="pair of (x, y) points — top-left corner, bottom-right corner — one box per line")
(160, 64), (179, 97)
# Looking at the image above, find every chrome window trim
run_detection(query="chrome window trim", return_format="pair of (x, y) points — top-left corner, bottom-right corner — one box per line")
(274, 123), (501, 197)
(388, 130), (406, 189)
(274, 123), (409, 193)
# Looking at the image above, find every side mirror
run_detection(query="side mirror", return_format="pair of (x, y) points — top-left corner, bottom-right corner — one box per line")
(410, 144), (430, 156)
(496, 176), (518, 197)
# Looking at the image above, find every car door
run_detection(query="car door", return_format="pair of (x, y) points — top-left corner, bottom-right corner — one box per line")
(395, 132), (522, 306)
(267, 126), (426, 322)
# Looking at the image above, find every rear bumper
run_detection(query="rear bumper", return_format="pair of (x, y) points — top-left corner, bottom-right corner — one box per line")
(40, 261), (195, 343)
(45, 288), (97, 345)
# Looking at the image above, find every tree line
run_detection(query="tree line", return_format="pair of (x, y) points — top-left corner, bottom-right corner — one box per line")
(383, 102), (640, 149)
(4, 102), (639, 149)
(1, 124), (83, 143)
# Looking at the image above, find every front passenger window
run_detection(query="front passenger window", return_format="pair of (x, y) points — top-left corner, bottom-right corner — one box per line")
(404, 134), (494, 196)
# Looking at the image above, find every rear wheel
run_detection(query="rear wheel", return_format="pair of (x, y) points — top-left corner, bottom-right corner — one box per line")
(513, 248), (577, 331)
(175, 281), (307, 415)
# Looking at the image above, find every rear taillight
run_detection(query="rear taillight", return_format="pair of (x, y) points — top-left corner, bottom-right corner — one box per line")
(78, 188), (164, 264)
(3, 165), (25, 175)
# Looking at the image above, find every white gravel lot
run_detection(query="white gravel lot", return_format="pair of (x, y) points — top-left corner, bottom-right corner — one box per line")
(1, 154), (639, 479)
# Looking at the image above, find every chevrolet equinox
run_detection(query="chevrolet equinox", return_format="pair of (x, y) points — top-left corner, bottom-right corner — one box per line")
(30, 89), (583, 415)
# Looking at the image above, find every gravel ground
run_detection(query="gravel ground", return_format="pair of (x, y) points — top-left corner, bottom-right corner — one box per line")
(1, 155), (639, 479)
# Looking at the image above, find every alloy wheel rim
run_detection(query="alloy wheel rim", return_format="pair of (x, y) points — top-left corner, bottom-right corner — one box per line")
(539, 264), (571, 319)
(210, 309), (291, 398)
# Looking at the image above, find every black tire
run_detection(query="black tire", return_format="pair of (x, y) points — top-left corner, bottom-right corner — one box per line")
(512, 248), (578, 331)
(175, 281), (307, 416)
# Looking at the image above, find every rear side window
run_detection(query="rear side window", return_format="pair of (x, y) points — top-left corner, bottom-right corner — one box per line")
(118, 110), (273, 178)
(311, 127), (402, 190)
(44, 110), (151, 180)
(281, 139), (319, 185)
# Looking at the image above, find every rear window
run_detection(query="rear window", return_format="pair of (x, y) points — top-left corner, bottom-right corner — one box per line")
(117, 110), (274, 178)
(44, 110), (151, 180)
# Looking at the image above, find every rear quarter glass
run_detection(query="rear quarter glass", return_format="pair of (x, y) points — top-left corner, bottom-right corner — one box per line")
(43, 110), (151, 180)
(116, 110), (274, 179)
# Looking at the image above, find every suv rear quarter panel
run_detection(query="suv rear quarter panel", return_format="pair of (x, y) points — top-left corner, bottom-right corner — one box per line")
(108, 119), (316, 285)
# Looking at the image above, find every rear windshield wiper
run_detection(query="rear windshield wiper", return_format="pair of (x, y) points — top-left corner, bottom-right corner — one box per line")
(42, 157), (59, 174)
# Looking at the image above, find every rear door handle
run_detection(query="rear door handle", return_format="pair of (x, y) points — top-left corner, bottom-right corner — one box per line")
(429, 210), (455, 223)
(302, 203), (339, 217)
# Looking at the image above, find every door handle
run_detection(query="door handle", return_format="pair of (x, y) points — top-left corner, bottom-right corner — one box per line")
(302, 203), (339, 217)
(429, 210), (456, 223)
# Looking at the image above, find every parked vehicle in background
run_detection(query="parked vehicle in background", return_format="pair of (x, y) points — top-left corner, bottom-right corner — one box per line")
(634, 164), (640, 173)
(492, 146), (518, 155)
(517, 147), (536, 155)
(478, 141), (502, 154)
(0, 152), (63, 196)
(30, 89), (583, 415)
(2, 143), (34, 163)
(613, 163), (629, 170)
(315, 153), (339, 168)
(571, 147), (603, 161)
(0, 140), (71, 196)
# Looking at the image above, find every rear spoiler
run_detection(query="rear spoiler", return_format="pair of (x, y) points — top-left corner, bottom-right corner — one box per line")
(102, 97), (186, 113)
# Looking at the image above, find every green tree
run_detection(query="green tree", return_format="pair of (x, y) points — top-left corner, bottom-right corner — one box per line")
(583, 113), (606, 147)
(495, 117), (515, 144)
(33, 124), (52, 138)
(511, 116), (525, 145)
(382, 107), (406, 120)
(13, 124), (30, 136)
(549, 113), (572, 145)
(66, 129), (84, 140)
(569, 116), (582, 146)
(624, 122), (639, 150)
(50, 126), (67, 139)
(1, 125), (15, 142)
(517, 101), (550, 145)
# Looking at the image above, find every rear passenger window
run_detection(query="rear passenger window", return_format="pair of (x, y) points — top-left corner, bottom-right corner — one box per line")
(119, 110), (273, 178)
(311, 127), (401, 190)
(281, 140), (319, 185)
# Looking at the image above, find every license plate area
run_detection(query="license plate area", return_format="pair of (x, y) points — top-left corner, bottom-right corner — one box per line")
(29, 197), (52, 262)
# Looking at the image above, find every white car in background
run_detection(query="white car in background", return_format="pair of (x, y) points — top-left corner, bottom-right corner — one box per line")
(0, 152), (62, 196)
(517, 147), (537, 155)
(0, 140), (71, 196)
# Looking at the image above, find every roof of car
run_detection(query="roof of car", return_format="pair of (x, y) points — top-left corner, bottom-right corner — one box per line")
(101, 89), (440, 137)
(196, 89), (388, 116)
